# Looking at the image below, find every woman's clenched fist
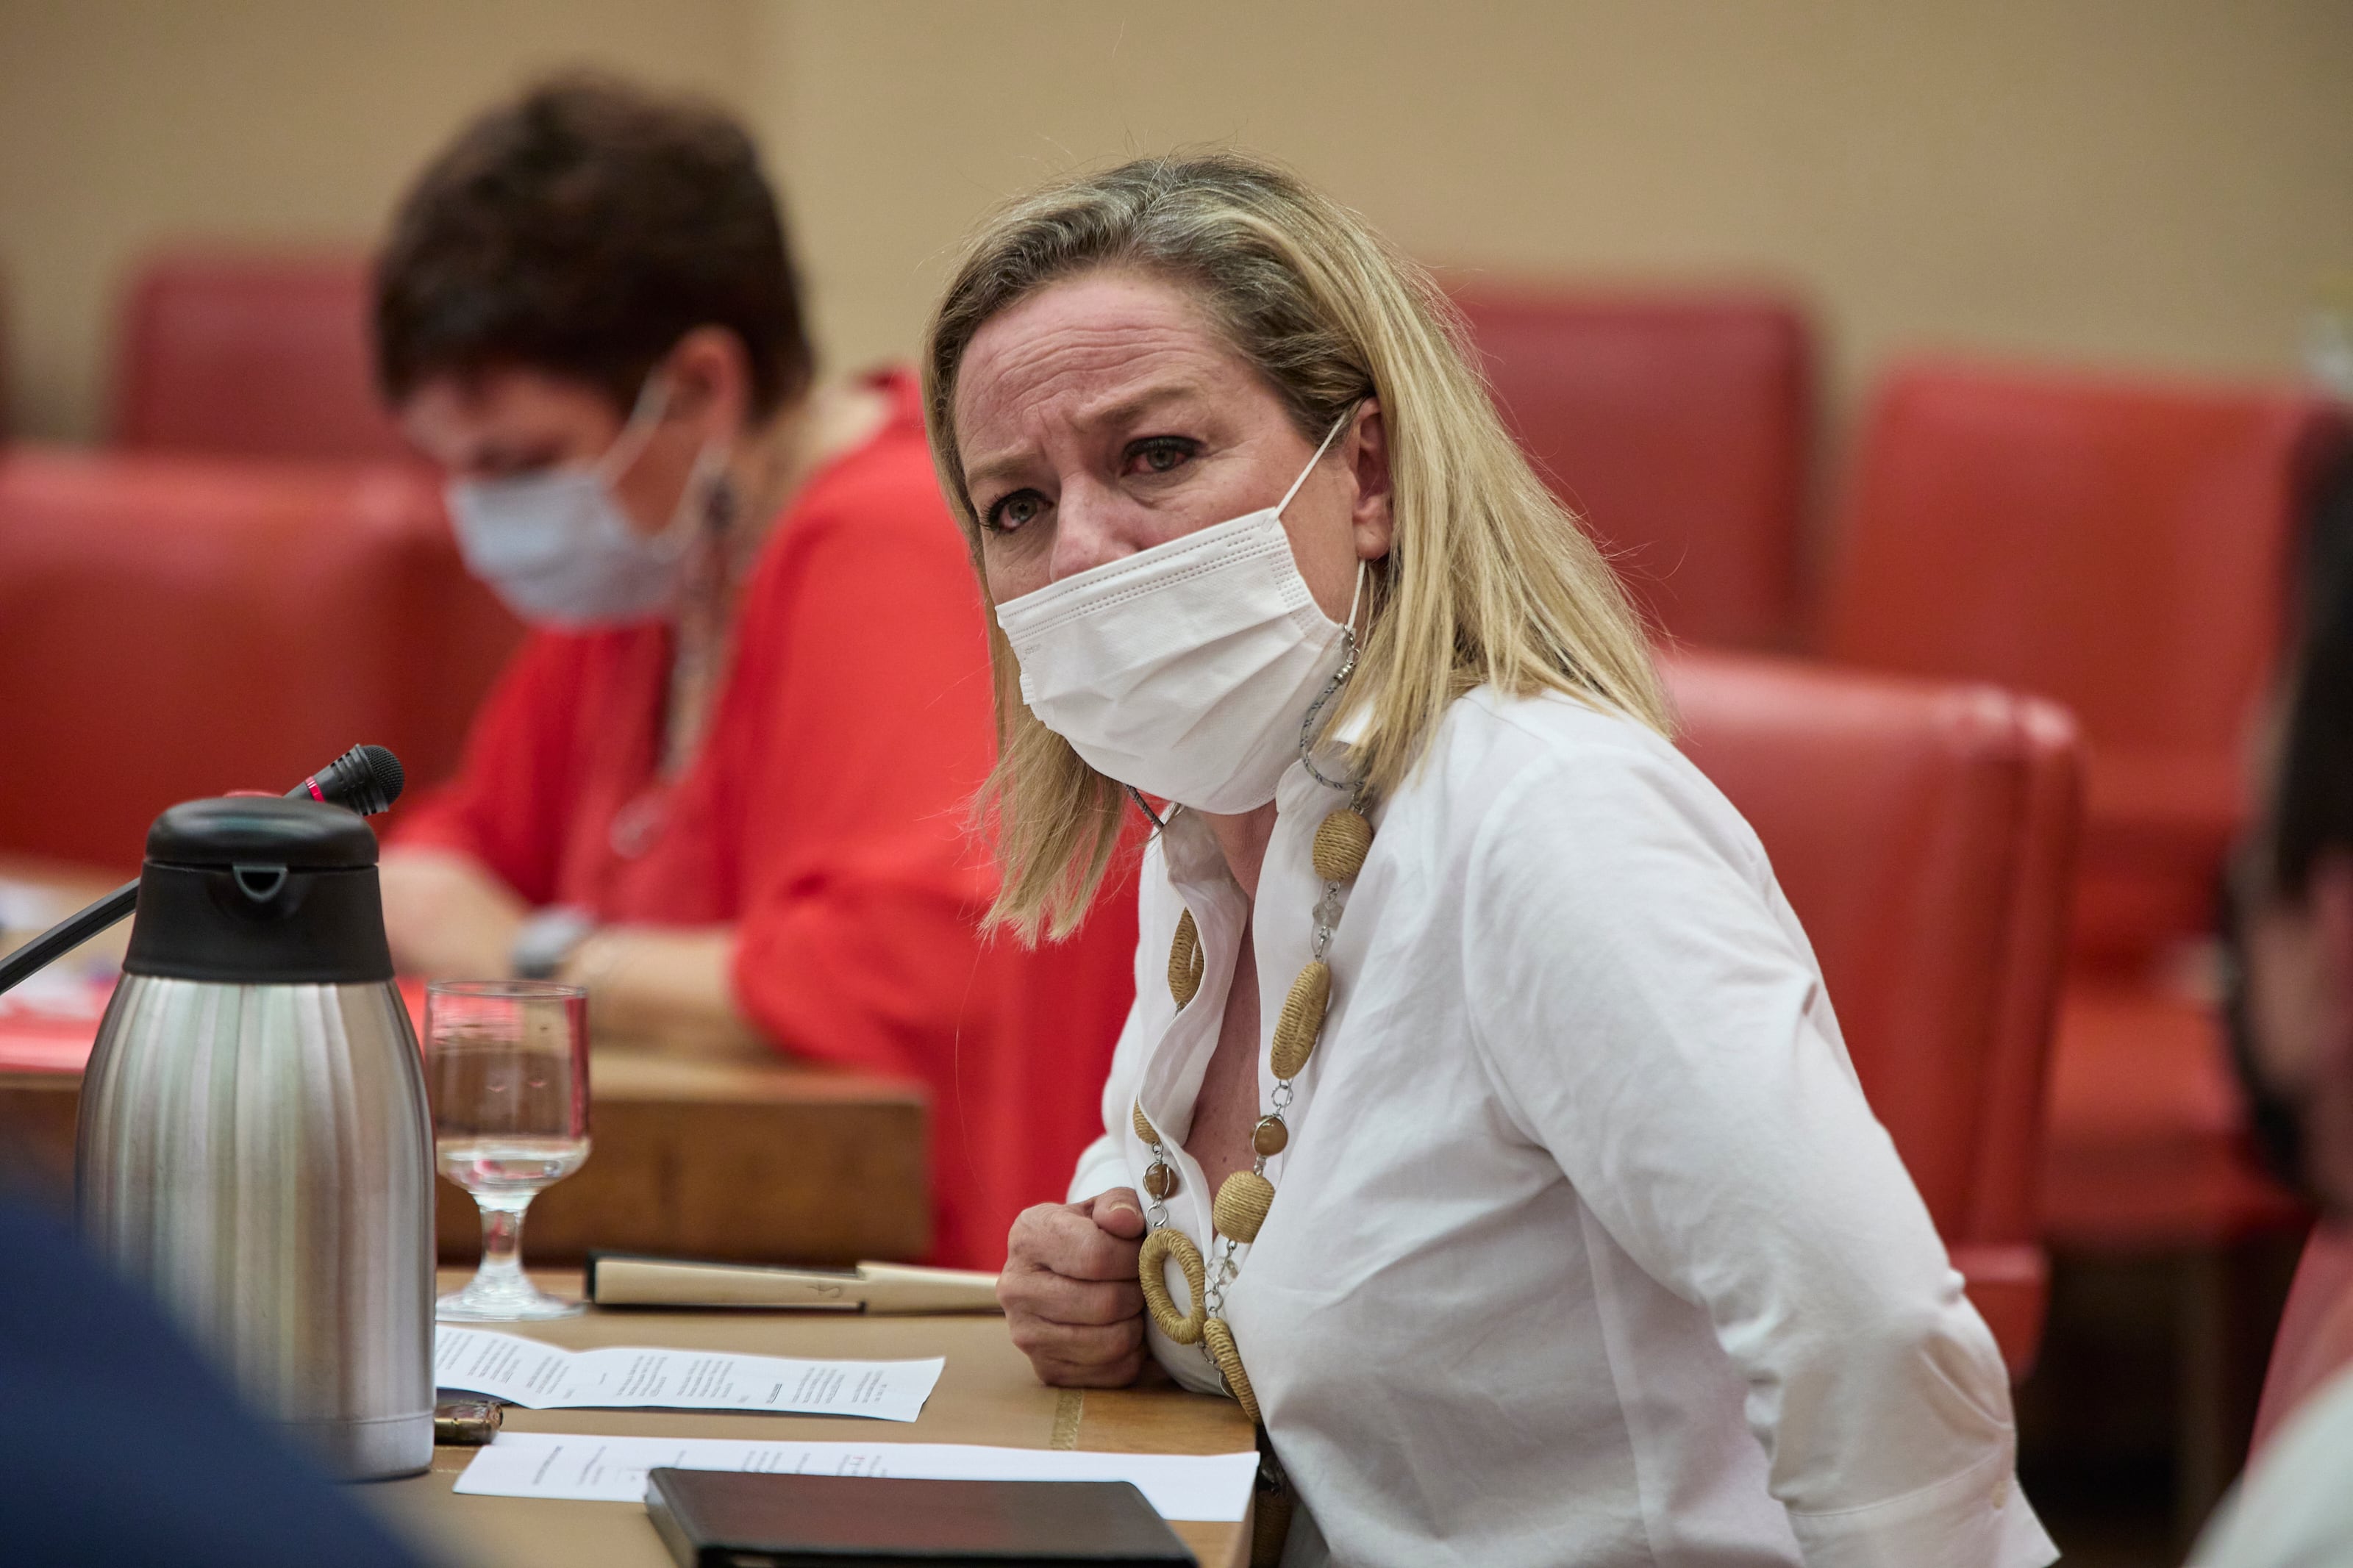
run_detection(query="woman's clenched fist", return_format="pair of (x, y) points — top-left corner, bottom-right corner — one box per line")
(999, 1188), (1149, 1387)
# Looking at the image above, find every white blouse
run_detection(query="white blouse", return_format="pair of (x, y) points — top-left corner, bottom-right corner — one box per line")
(2191, 1361), (2353, 1567)
(1068, 688), (2057, 1568)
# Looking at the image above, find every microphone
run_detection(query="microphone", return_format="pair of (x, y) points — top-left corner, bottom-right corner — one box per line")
(0, 745), (407, 999)
(290, 744), (406, 817)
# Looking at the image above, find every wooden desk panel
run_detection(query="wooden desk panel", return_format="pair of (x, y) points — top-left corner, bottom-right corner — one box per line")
(369, 1272), (1253, 1568)
(434, 1048), (929, 1265)
(0, 1070), (78, 1202)
(0, 1049), (930, 1265)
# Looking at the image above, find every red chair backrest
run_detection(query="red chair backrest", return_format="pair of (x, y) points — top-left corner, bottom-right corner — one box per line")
(2252, 1222), (2353, 1456)
(0, 448), (520, 870)
(1821, 360), (2346, 962)
(1452, 287), (1812, 648)
(1665, 648), (2084, 1376)
(113, 251), (410, 462)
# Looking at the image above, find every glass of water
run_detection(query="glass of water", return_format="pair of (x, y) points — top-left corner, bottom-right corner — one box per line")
(426, 979), (590, 1321)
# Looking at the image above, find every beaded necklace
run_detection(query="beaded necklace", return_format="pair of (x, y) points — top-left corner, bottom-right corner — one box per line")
(1130, 624), (1374, 1427)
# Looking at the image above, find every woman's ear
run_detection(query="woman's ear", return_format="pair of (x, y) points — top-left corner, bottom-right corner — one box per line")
(1347, 399), (1394, 563)
(664, 325), (755, 440)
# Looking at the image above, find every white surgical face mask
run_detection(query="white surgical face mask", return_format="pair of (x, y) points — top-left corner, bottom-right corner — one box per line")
(446, 378), (728, 628)
(995, 416), (1365, 813)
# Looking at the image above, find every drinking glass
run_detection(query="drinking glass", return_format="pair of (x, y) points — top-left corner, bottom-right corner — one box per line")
(426, 979), (590, 1320)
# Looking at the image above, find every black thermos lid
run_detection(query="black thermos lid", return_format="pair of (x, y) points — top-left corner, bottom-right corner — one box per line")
(124, 797), (394, 984)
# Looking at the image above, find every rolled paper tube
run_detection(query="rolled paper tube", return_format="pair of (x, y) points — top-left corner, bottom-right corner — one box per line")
(1138, 1228), (1207, 1345)
(1168, 909), (1204, 1008)
(1132, 1102), (1158, 1146)
(1269, 961), (1331, 1080)
(1214, 1170), (1275, 1245)
(1203, 1317), (1261, 1425)
(1312, 807), (1374, 882)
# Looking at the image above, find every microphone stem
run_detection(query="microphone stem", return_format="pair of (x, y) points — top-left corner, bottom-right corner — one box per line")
(0, 880), (138, 999)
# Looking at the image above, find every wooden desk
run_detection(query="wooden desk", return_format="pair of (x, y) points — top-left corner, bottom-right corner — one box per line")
(434, 1049), (927, 1264)
(369, 1271), (1254, 1568)
(0, 859), (933, 1263)
(0, 1047), (929, 1266)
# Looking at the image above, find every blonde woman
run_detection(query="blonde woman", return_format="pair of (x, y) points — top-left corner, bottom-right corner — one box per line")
(924, 154), (2052, 1568)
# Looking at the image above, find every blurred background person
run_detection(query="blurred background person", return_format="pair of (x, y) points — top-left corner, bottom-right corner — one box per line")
(0, 1184), (426, 1567)
(371, 75), (1016, 1264)
(2193, 457), (2353, 1566)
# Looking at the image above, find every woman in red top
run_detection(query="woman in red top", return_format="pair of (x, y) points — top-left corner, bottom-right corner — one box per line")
(371, 76), (1132, 1267)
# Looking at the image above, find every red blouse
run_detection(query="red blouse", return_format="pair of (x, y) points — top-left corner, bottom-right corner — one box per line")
(395, 371), (1138, 1267)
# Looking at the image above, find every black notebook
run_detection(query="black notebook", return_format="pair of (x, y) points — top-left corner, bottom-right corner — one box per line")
(644, 1468), (1199, 1567)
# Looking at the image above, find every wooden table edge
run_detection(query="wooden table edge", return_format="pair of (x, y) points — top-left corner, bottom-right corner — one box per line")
(413, 1277), (1253, 1568)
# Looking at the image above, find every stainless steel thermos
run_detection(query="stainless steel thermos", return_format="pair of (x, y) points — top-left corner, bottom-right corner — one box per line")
(76, 797), (434, 1480)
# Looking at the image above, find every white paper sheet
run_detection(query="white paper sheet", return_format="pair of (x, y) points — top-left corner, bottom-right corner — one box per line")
(434, 1328), (943, 1423)
(451, 1430), (1261, 1522)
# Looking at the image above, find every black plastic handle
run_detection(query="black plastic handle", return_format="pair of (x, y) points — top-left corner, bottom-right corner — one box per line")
(0, 880), (138, 999)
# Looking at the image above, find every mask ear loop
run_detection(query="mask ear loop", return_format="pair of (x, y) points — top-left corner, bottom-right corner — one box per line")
(1290, 405), (1374, 795)
(1298, 558), (1368, 795)
(1274, 410), (1352, 517)
(593, 375), (674, 485)
(599, 368), (735, 559)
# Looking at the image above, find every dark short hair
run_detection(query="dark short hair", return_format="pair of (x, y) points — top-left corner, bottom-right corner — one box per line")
(2269, 444), (2353, 899)
(374, 74), (813, 420)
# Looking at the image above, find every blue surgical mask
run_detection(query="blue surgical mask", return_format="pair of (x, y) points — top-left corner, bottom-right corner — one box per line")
(447, 378), (729, 628)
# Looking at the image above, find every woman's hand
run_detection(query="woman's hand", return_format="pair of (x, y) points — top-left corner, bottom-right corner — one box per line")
(999, 1188), (1149, 1387)
(561, 926), (768, 1059)
(379, 848), (526, 980)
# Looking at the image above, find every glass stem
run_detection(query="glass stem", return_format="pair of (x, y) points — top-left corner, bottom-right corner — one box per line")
(472, 1195), (535, 1293)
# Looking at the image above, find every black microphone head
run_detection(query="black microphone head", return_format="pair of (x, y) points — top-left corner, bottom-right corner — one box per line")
(348, 744), (405, 814)
(291, 745), (405, 817)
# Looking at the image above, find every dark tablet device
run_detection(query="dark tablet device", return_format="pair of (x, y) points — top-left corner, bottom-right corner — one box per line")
(643, 1468), (1199, 1567)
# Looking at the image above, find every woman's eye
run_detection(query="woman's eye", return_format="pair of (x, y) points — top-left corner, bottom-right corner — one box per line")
(985, 490), (1047, 533)
(1126, 437), (1198, 476)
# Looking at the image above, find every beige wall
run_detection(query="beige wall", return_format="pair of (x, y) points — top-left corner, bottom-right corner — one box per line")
(3, 1), (2348, 447)
(758, 0), (2353, 427)
(0, 0), (757, 440)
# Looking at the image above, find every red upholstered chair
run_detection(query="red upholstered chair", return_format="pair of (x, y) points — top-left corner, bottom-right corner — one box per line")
(1819, 359), (2347, 1247)
(2250, 1222), (2353, 1456)
(1452, 287), (1812, 648)
(113, 251), (412, 462)
(1665, 648), (2084, 1379)
(0, 447), (519, 870)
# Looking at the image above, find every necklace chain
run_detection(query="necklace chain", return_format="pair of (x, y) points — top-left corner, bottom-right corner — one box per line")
(1134, 764), (1373, 1426)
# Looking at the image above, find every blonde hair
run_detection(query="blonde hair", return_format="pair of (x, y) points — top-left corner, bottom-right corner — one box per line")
(924, 152), (1667, 939)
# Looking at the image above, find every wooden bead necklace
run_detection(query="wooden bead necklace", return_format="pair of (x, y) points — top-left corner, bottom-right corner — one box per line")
(1133, 792), (1373, 1424)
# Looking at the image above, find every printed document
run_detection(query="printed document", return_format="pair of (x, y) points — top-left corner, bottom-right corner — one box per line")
(453, 1431), (1260, 1522)
(434, 1328), (943, 1423)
